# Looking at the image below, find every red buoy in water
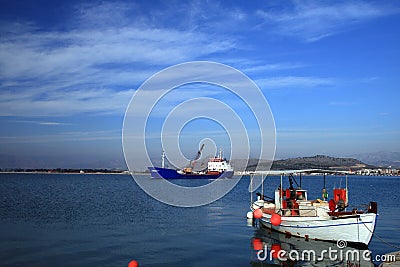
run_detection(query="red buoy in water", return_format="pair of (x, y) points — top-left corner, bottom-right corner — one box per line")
(128, 260), (139, 267)
(253, 209), (263, 219)
(252, 238), (263, 250)
(271, 243), (282, 259)
(270, 213), (281, 226)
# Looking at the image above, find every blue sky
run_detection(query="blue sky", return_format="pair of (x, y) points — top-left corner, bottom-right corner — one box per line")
(0, 0), (399, 169)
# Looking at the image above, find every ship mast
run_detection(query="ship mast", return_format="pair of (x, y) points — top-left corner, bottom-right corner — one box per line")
(161, 150), (165, 168)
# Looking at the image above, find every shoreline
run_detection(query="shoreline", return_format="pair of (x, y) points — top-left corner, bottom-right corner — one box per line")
(0, 171), (146, 175)
(0, 171), (399, 177)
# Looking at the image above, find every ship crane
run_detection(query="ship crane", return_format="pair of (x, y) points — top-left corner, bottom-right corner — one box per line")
(183, 144), (205, 174)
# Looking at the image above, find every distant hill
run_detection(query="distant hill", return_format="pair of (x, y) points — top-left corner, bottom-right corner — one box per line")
(349, 151), (400, 168)
(243, 155), (374, 171)
(230, 158), (270, 172)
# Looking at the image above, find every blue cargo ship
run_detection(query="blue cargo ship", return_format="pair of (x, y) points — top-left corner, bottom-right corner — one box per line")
(148, 148), (234, 179)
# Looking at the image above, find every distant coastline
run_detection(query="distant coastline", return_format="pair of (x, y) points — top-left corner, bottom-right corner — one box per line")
(1, 154), (399, 176)
(0, 169), (136, 175)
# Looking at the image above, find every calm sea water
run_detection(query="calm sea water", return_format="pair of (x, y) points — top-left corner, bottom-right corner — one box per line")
(0, 173), (399, 266)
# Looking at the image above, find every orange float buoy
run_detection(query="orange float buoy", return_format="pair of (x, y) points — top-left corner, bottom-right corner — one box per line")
(252, 238), (263, 250)
(328, 199), (336, 212)
(253, 208), (263, 219)
(270, 213), (281, 226)
(271, 243), (282, 259)
(128, 260), (139, 267)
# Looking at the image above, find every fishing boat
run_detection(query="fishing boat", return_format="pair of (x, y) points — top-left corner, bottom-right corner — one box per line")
(247, 170), (378, 247)
(148, 145), (234, 179)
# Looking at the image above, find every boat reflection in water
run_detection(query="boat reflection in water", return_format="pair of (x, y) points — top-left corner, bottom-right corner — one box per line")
(250, 225), (375, 267)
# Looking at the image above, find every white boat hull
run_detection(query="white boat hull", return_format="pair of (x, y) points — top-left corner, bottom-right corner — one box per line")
(259, 213), (377, 246)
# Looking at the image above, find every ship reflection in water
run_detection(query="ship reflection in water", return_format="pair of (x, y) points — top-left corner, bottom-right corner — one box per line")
(250, 224), (374, 267)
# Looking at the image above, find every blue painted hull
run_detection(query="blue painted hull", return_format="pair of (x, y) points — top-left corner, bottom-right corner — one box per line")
(148, 167), (234, 179)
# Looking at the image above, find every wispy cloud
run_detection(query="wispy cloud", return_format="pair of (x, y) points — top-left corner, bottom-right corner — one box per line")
(10, 120), (72, 126)
(257, 1), (399, 42)
(256, 76), (334, 89)
(234, 61), (306, 74)
(0, 1), (395, 118)
(277, 127), (400, 139)
(0, 87), (136, 116)
(0, 129), (121, 143)
(0, 1), (238, 117)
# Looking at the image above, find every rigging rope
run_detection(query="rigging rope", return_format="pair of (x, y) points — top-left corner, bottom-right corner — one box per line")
(360, 217), (400, 250)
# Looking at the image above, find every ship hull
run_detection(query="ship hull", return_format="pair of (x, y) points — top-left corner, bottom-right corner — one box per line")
(148, 167), (234, 179)
(258, 212), (377, 247)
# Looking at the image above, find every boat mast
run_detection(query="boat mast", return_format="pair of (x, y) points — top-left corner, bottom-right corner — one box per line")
(161, 150), (165, 169)
(250, 173), (253, 204)
(280, 174), (283, 214)
(261, 174), (264, 198)
(346, 175), (349, 206)
(300, 173), (302, 188)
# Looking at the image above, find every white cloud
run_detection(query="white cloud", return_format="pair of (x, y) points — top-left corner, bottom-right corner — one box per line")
(256, 76), (334, 89)
(0, 1), (392, 117)
(257, 1), (399, 42)
(10, 120), (72, 126)
(241, 62), (306, 73)
(0, 26), (233, 81)
(277, 127), (400, 140)
(0, 129), (121, 144)
(0, 87), (135, 116)
(0, 2), (238, 117)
